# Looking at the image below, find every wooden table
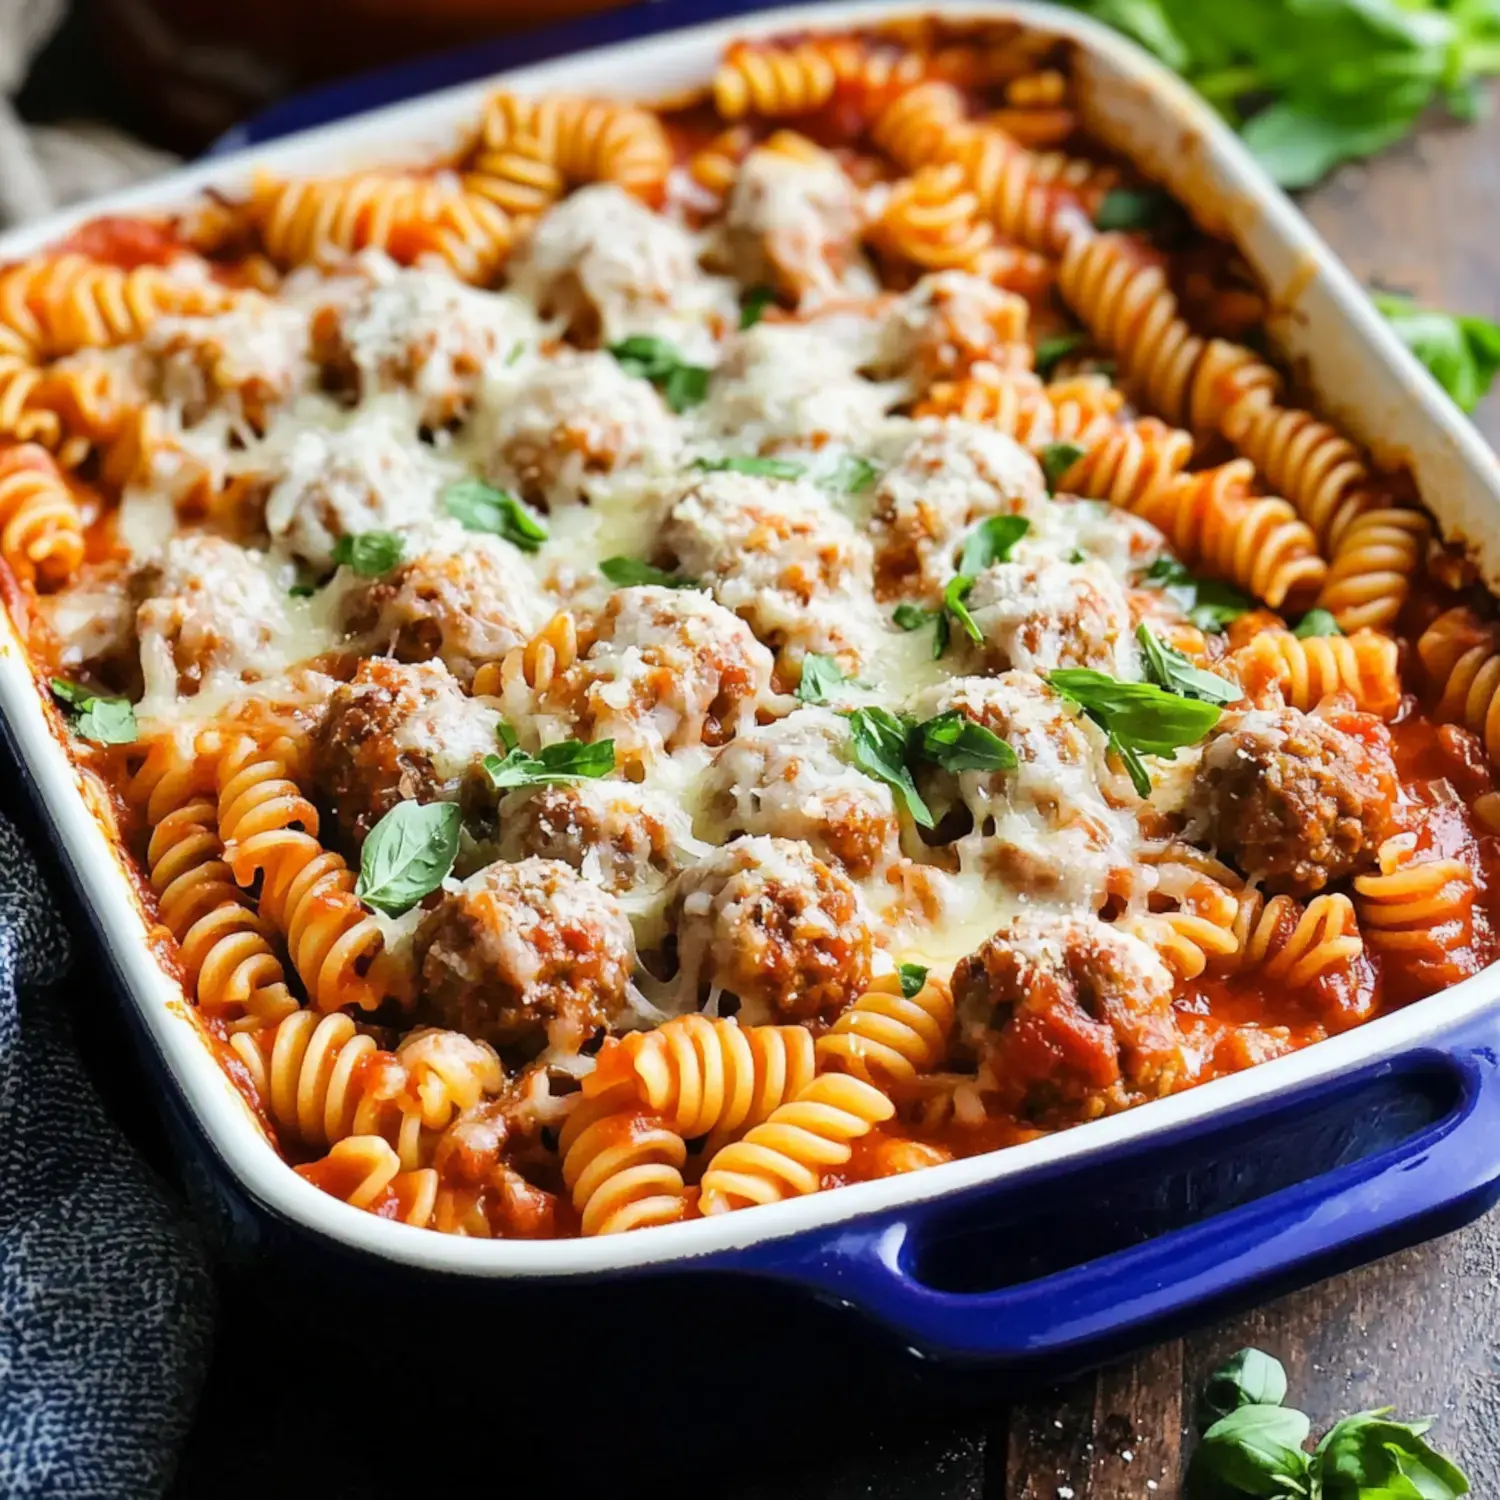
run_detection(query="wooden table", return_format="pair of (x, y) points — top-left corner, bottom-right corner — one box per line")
(722, 106), (1500, 1500)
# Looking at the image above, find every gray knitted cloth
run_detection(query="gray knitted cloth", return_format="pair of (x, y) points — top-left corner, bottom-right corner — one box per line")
(0, 811), (214, 1498)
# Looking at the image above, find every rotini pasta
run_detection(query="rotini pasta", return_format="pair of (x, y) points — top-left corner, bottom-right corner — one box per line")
(0, 443), (86, 588)
(558, 1097), (692, 1235)
(1230, 628), (1401, 719)
(816, 968), (954, 1085)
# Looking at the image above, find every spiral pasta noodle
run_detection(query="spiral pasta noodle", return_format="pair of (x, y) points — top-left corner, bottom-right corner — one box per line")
(816, 968), (954, 1085)
(874, 164), (995, 273)
(473, 609), (583, 699)
(1122, 877), (1242, 982)
(296, 1135), (438, 1226)
(1354, 838), (1476, 969)
(1230, 627), (1401, 719)
(685, 125), (756, 205)
(558, 1096), (692, 1235)
(214, 736), (399, 1013)
(583, 1014), (815, 1141)
(0, 355), (62, 450)
(1225, 891), (1364, 989)
(871, 80), (967, 169)
(0, 443), (86, 588)
(147, 794), (298, 1031)
(1418, 607), (1500, 761)
(1314, 506), (1429, 634)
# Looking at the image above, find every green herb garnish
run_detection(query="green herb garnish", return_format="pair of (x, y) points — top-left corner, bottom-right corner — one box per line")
(897, 963), (929, 999)
(1292, 608), (1343, 638)
(1142, 556), (1253, 633)
(599, 557), (696, 589)
(484, 738), (617, 790)
(443, 479), (548, 551)
(913, 710), (1018, 773)
(843, 707), (932, 828)
(1041, 441), (1087, 491)
(609, 335), (711, 413)
(1137, 625), (1240, 705)
(692, 455), (807, 480)
(1094, 187), (1168, 231)
(892, 602), (951, 660)
(1373, 293), (1500, 413)
(355, 801), (460, 916)
(824, 454), (880, 494)
(331, 530), (404, 578)
(50, 679), (137, 746)
(1034, 330), (1089, 376)
(739, 285), (775, 329)
(795, 654), (847, 705)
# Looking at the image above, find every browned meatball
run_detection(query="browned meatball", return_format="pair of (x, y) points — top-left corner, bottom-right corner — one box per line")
(313, 658), (501, 850)
(669, 835), (874, 1023)
(341, 538), (548, 687)
(953, 912), (1188, 1124)
(415, 857), (637, 1055)
(1188, 705), (1401, 895)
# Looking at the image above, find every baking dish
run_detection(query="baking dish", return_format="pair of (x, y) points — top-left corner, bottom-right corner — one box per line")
(7, 0), (1500, 1371)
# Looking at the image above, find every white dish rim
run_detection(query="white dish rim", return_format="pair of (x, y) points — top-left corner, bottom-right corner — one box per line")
(6, 0), (1500, 1279)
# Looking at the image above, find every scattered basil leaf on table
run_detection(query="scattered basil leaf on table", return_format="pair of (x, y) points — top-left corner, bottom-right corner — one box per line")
(1137, 625), (1240, 705)
(599, 557), (697, 589)
(1292, 608), (1343, 639)
(356, 801), (461, 916)
(1034, 330), (1090, 376)
(1315, 1411), (1469, 1500)
(897, 963), (929, 999)
(843, 707), (932, 828)
(609, 335), (711, 413)
(912, 710), (1018, 773)
(692, 455), (807, 480)
(1047, 668), (1223, 796)
(1187, 1404), (1312, 1499)
(50, 679), (138, 745)
(443, 479), (548, 551)
(739, 284), (775, 329)
(484, 739), (617, 790)
(1041, 441), (1087, 491)
(1195, 1348), (1291, 1433)
(331, 529), (404, 578)
(1373, 294), (1500, 413)
(795, 654), (848, 705)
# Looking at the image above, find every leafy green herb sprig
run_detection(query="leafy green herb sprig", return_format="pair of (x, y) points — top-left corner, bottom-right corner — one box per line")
(355, 801), (461, 916)
(332, 530), (404, 578)
(484, 737), (617, 791)
(50, 680), (137, 745)
(443, 479), (548, 551)
(1143, 556), (1254, 633)
(599, 557), (698, 590)
(1373, 294), (1500, 413)
(1187, 1347), (1469, 1499)
(609, 335), (711, 413)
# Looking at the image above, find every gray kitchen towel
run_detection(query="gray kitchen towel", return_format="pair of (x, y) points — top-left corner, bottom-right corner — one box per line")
(0, 811), (214, 1498)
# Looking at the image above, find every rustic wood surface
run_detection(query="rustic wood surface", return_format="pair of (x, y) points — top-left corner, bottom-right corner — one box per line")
(714, 103), (1500, 1500)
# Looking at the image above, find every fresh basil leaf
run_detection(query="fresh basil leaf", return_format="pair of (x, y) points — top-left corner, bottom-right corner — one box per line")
(959, 515), (1030, 576)
(693, 455), (807, 480)
(942, 573), (983, 645)
(914, 710), (1018, 774)
(331, 529), (404, 578)
(610, 335), (711, 412)
(1109, 732), (1154, 799)
(796, 654), (847, 705)
(496, 721), (519, 753)
(740, 284), (775, 329)
(1034, 330), (1089, 377)
(1094, 187), (1168, 230)
(288, 584), (316, 598)
(1143, 557), (1251, 632)
(50, 679), (138, 745)
(600, 556), (696, 589)
(1292, 608), (1343, 639)
(355, 801), (461, 916)
(844, 706), (932, 828)
(1242, 101), (1410, 190)
(484, 738), (617, 791)
(893, 603), (933, 631)
(1137, 625), (1240, 705)
(1196, 1350), (1290, 1434)
(898, 963), (929, 1000)
(1079, 0), (1189, 71)
(1374, 293), (1500, 414)
(1315, 1411), (1469, 1500)
(443, 479), (548, 551)
(1041, 440), (1087, 491)
(1187, 1404), (1311, 1500)
(933, 609), (951, 660)
(1067, 548), (1088, 564)
(825, 454), (879, 494)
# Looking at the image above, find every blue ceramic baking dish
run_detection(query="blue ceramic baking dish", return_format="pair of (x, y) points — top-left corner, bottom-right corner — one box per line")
(6, 1), (1500, 1376)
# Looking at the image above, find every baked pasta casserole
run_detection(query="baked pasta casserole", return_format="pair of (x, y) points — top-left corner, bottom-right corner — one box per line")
(7, 16), (1499, 1239)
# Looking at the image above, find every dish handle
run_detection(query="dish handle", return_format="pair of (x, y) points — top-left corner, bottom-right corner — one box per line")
(732, 1010), (1500, 1366)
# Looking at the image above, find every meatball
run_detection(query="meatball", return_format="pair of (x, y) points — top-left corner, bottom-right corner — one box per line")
(1186, 705), (1401, 895)
(313, 263), (540, 426)
(341, 533), (549, 686)
(964, 557), (1135, 675)
(886, 272), (1032, 385)
(700, 707), (900, 876)
(722, 144), (868, 302)
(697, 323), (896, 455)
(477, 349), (683, 507)
(953, 912), (1189, 1122)
(906, 674), (1135, 906)
(509, 183), (720, 351)
(143, 297), (312, 432)
(657, 471), (879, 664)
(496, 778), (698, 898)
(40, 561), (140, 681)
(870, 419), (1047, 600)
(134, 534), (289, 702)
(415, 857), (637, 1055)
(670, 835), (874, 1023)
(314, 658), (502, 850)
(260, 411), (445, 569)
(534, 586), (777, 761)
